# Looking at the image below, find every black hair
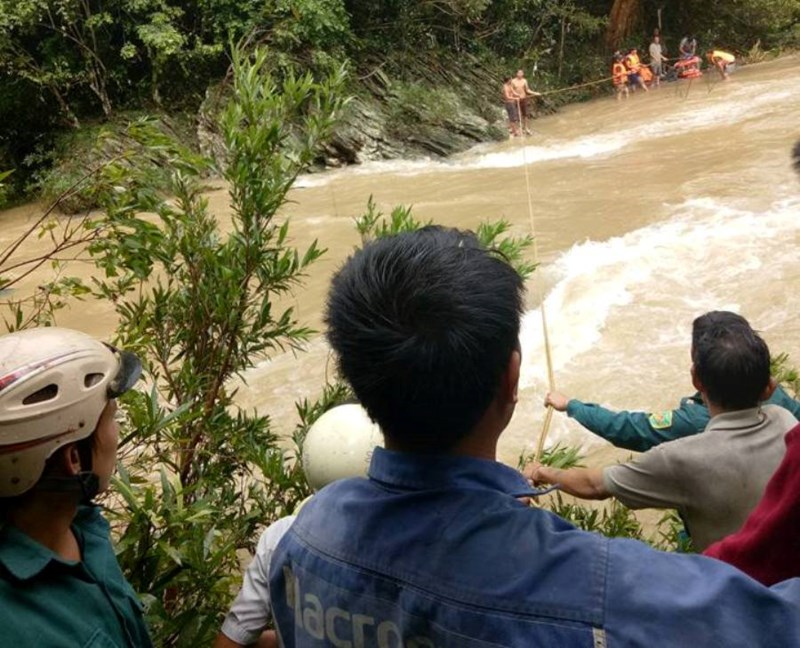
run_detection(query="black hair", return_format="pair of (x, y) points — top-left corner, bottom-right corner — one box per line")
(503, 76), (512, 83)
(325, 227), (524, 453)
(692, 312), (770, 410)
(691, 311), (751, 351)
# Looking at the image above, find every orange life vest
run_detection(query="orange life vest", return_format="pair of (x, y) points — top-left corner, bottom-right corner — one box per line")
(612, 62), (628, 85)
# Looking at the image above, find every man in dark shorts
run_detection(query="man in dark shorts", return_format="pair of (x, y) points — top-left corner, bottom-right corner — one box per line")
(502, 77), (520, 137)
(510, 69), (539, 135)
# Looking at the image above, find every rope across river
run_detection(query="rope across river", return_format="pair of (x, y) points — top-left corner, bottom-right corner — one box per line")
(514, 104), (557, 463)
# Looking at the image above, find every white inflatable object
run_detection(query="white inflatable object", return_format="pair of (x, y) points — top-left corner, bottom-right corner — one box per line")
(302, 403), (383, 491)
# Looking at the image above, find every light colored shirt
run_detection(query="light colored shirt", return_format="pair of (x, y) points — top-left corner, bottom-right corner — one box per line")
(649, 42), (664, 64)
(603, 404), (797, 550)
(221, 515), (295, 645)
(680, 37), (697, 56)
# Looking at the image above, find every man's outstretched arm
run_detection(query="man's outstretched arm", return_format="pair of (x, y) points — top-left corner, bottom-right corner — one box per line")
(526, 463), (610, 500)
(545, 390), (704, 451)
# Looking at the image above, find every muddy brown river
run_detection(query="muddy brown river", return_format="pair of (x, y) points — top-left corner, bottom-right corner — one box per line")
(2, 56), (799, 473)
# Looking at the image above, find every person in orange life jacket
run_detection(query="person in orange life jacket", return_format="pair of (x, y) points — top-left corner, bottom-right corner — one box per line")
(612, 54), (630, 101)
(707, 50), (735, 80)
(625, 48), (649, 92)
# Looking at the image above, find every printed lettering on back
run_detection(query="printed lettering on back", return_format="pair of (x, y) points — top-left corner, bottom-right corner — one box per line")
(279, 564), (599, 648)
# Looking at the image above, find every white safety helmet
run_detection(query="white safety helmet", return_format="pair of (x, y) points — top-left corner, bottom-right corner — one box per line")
(302, 403), (383, 491)
(0, 327), (141, 497)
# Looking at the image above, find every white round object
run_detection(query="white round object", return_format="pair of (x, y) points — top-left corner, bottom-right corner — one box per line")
(302, 404), (383, 490)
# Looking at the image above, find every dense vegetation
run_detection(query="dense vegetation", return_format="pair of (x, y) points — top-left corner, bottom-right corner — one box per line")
(1, 0), (798, 203)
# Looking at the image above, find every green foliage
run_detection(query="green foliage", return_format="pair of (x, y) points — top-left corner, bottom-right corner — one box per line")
(354, 195), (428, 244)
(651, 510), (695, 553)
(353, 197), (536, 280)
(0, 169), (11, 208)
(0, 159), (108, 332)
(519, 443), (585, 470)
(772, 352), (800, 397)
(385, 82), (465, 138)
(475, 220), (537, 280)
(653, 0), (800, 52)
(87, 46), (346, 645)
(546, 492), (647, 541)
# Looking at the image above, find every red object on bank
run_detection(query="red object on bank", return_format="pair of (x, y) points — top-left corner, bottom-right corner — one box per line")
(704, 422), (800, 585)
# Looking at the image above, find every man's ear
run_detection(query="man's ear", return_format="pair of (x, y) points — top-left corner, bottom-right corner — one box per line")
(506, 349), (521, 405)
(761, 376), (778, 402)
(690, 364), (703, 393)
(55, 443), (83, 477)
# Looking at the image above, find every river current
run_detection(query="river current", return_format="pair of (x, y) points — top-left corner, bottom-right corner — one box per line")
(2, 55), (799, 468)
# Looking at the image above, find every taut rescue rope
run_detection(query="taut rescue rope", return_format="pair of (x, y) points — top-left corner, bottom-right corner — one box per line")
(515, 100), (556, 463)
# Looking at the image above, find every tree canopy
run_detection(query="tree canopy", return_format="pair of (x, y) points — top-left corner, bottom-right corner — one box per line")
(1, 0), (798, 200)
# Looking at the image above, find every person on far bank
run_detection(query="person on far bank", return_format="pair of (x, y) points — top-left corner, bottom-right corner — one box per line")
(0, 327), (153, 647)
(649, 35), (665, 85)
(544, 311), (800, 452)
(530, 316), (798, 551)
(653, 27), (667, 57)
(612, 54), (630, 101)
(680, 34), (698, 59)
(502, 77), (520, 137)
(510, 69), (540, 135)
(624, 48), (649, 92)
(707, 49), (736, 80)
(268, 227), (800, 647)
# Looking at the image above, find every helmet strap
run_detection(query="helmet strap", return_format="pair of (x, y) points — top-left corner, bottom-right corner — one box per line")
(34, 472), (100, 501)
(34, 435), (100, 502)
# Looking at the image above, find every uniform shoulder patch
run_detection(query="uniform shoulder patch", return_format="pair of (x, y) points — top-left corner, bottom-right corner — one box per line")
(648, 411), (673, 429)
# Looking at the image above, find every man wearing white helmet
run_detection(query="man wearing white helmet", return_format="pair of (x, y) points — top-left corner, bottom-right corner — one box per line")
(0, 327), (152, 647)
(215, 403), (382, 648)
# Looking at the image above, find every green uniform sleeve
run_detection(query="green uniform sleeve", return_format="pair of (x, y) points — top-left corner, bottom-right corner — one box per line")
(566, 399), (709, 452)
(767, 385), (800, 419)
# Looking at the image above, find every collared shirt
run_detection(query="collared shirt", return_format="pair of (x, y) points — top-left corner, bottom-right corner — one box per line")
(269, 447), (800, 647)
(705, 422), (800, 584)
(567, 384), (800, 452)
(603, 404), (798, 550)
(0, 505), (153, 648)
(649, 42), (664, 63)
(221, 515), (296, 645)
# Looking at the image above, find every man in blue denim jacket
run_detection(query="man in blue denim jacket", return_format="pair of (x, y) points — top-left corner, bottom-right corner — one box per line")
(269, 227), (800, 647)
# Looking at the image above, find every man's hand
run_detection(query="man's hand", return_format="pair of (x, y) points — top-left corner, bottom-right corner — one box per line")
(213, 630), (277, 648)
(523, 462), (609, 501)
(545, 391), (570, 412)
(523, 461), (560, 490)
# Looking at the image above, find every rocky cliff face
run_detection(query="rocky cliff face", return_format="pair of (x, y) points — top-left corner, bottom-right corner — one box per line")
(197, 57), (508, 171)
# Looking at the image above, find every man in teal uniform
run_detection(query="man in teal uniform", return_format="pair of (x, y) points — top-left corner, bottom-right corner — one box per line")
(0, 328), (153, 647)
(544, 312), (800, 452)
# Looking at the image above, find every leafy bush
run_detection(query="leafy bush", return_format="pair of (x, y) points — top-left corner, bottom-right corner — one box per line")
(85, 46), (346, 645)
